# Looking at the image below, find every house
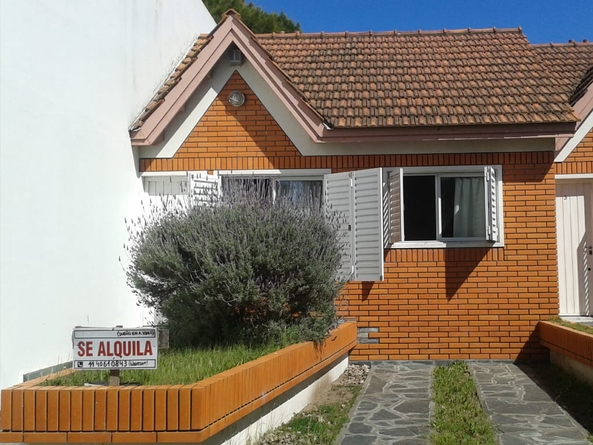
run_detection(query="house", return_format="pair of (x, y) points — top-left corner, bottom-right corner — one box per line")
(0, 1), (215, 392)
(131, 10), (589, 362)
(532, 42), (593, 318)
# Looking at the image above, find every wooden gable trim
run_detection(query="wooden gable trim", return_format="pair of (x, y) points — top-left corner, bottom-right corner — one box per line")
(555, 83), (593, 162)
(130, 11), (326, 146)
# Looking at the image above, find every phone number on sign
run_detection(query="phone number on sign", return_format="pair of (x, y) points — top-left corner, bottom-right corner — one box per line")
(87, 360), (130, 368)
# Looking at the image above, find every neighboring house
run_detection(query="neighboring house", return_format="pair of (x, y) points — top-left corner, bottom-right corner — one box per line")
(533, 42), (593, 318)
(0, 1), (215, 392)
(131, 10), (586, 362)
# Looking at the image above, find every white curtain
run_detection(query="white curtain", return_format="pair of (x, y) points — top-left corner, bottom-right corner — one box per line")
(453, 178), (485, 237)
(279, 180), (322, 204)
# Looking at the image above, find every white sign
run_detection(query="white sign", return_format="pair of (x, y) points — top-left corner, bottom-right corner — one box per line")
(72, 327), (158, 370)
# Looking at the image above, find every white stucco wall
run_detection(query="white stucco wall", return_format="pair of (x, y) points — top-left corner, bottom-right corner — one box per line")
(0, 0), (215, 391)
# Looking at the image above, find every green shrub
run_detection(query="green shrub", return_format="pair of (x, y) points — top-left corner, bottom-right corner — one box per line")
(125, 180), (346, 348)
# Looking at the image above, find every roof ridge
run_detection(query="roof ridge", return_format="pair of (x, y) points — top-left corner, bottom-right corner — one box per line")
(533, 40), (593, 47)
(255, 26), (523, 39)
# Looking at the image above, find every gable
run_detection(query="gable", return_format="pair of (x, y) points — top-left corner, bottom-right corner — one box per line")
(174, 71), (301, 162)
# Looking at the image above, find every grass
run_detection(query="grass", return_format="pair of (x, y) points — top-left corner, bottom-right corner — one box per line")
(41, 343), (285, 386)
(549, 317), (593, 335)
(255, 385), (361, 444)
(431, 361), (498, 445)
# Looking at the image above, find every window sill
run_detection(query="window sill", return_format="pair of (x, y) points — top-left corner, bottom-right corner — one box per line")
(389, 240), (503, 249)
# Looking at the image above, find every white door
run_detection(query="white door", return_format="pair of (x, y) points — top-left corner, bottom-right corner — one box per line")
(556, 181), (593, 316)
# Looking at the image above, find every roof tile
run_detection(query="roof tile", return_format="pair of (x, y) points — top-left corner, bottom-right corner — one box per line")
(532, 42), (593, 104)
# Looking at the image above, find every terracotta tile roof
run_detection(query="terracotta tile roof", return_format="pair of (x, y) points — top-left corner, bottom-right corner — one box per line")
(532, 42), (593, 105)
(132, 24), (583, 132)
(256, 28), (578, 128)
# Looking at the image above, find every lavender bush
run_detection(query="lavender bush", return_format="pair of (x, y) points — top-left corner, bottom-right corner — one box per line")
(125, 180), (346, 348)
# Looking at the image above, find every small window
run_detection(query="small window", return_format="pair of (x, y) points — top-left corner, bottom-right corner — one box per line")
(403, 174), (486, 241)
(392, 166), (500, 244)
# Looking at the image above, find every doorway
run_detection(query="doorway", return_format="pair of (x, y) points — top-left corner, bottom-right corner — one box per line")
(556, 180), (593, 316)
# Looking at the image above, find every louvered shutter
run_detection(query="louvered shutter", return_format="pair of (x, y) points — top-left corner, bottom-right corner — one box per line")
(324, 168), (386, 282)
(324, 172), (355, 280)
(389, 168), (403, 243)
(144, 176), (188, 196)
(382, 170), (391, 248)
(484, 166), (499, 242)
(353, 168), (385, 281)
(188, 171), (220, 206)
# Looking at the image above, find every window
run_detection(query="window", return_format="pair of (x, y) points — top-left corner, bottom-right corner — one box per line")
(324, 166), (502, 282)
(390, 166), (500, 245)
(402, 173), (486, 241)
(220, 177), (323, 205)
(173, 170), (330, 207)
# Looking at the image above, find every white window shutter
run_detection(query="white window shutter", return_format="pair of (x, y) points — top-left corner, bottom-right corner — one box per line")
(352, 168), (385, 281)
(324, 172), (355, 280)
(484, 166), (499, 242)
(389, 168), (403, 243)
(188, 171), (220, 206)
(144, 176), (188, 196)
(382, 170), (391, 248)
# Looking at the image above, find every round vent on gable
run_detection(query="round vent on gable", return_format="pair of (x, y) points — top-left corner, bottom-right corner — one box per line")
(228, 90), (246, 107)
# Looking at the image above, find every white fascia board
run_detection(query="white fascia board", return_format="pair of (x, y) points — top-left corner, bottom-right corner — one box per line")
(141, 64), (235, 158)
(555, 109), (593, 163)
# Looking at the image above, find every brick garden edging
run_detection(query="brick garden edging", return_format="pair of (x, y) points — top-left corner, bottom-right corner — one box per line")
(539, 321), (593, 367)
(539, 321), (593, 386)
(0, 322), (356, 444)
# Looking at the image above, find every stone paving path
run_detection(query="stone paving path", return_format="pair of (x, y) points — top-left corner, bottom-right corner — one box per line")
(337, 362), (433, 444)
(337, 361), (590, 445)
(470, 362), (590, 445)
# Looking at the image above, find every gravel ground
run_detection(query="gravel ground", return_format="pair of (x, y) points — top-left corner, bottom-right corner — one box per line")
(254, 364), (370, 445)
(338, 363), (370, 385)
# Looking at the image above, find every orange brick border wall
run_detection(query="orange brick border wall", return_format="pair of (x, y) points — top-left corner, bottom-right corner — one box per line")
(0, 323), (356, 444)
(539, 321), (593, 368)
(139, 72), (559, 362)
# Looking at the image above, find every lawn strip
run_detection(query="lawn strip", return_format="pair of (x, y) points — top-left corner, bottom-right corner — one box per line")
(255, 385), (361, 445)
(41, 343), (285, 386)
(549, 317), (593, 335)
(431, 361), (497, 445)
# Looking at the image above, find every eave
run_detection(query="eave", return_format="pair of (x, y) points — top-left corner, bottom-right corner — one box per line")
(314, 122), (576, 144)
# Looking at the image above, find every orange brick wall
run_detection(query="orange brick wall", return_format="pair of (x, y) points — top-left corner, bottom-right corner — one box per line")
(555, 128), (593, 174)
(140, 72), (559, 361)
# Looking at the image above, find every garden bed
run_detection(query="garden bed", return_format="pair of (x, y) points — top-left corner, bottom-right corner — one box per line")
(0, 322), (356, 444)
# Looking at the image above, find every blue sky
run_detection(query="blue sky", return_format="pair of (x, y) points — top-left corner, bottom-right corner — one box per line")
(253, 0), (592, 44)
